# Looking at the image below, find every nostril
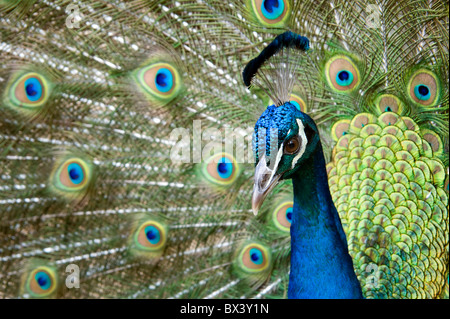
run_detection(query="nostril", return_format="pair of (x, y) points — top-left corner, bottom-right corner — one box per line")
(259, 174), (269, 188)
(259, 173), (271, 189)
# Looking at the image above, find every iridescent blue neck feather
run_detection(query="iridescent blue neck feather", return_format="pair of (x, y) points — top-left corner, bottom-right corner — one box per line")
(288, 141), (363, 299)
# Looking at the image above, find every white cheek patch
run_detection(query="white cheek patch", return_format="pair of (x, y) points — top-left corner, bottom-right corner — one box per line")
(268, 143), (284, 180)
(291, 119), (308, 169)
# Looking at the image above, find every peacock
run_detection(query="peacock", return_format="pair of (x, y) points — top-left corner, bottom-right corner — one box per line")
(0, 0), (448, 299)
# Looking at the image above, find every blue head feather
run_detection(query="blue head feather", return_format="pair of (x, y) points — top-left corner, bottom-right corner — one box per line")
(253, 102), (320, 179)
(253, 102), (297, 160)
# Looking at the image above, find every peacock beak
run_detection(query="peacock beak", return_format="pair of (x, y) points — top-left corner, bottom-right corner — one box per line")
(252, 154), (282, 216)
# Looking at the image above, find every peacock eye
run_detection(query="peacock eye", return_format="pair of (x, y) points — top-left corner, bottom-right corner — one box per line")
(135, 221), (166, 251)
(55, 159), (90, 190)
(128, 217), (169, 259)
(288, 93), (307, 113)
(7, 72), (50, 111)
(261, 0), (285, 20)
(25, 267), (58, 298)
(236, 243), (271, 273)
(134, 61), (182, 105)
(407, 69), (440, 106)
(141, 63), (177, 96)
(331, 119), (351, 141)
(375, 94), (403, 115)
(414, 84), (430, 101)
(35, 271), (51, 290)
(249, 248), (264, 264)
(154, 68), (174, 93)
(201, 152), (240, 188)
(336, 70), (354, 87)
(49, 156), (93, 201)
(325, 55), (360, 93)
(250, 0), (290, 26)
(284, 136), (300, 154)
(272, 201), (293, 232)
(67, 162), (84, 185)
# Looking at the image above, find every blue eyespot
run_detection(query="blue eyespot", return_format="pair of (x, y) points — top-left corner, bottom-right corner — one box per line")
(145, 225), (161, 245)
(286, 207), (293, 223)
(35, 271), (51, 290)
(290, 100), (301, 111)
(336, 70), (354, 87)
(249, 248), (263, 265)
(24, 78), (43, 101)
(414, 84), (430, 101)
(155, 68), (173, 93)
(217, 157), (233, 179)
(384, 106), (392, 112)
(261, 0), (284, 20)
(67, 163), (84, 185)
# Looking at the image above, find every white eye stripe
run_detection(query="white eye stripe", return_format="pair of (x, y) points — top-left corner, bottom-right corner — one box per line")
(291, 119), (308, 169)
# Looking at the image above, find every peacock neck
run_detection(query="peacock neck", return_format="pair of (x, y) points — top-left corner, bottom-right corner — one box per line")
(288, 143), (363, 299)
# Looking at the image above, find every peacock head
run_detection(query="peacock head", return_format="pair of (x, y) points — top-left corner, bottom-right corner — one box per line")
(252, 101), (319, 215)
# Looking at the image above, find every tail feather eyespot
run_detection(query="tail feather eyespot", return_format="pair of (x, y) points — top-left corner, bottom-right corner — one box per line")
(49, 156), (93, 201)
(407, 69), (441, 106)
(135, 221), (167, 252)
(23, 266), (58, 298)
(332, 119), (351, 141)
(4, 71), (51, 115)
(201, 152), (240, 188)
(134, 61), (182, 104)
(325, 55), (361, 93)
(272, 201), (293, 232)
(129, 218), (168, 259)
(375, 94), (404, 115)
(421, 129), (443, 157)
(236, 243), (271, 273)
(249, 0), (290, 26)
